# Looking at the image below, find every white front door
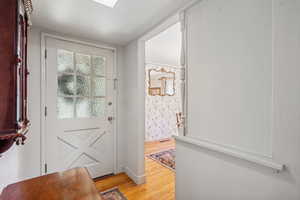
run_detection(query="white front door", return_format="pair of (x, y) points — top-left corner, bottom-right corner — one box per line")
(44, 37), (115, 178)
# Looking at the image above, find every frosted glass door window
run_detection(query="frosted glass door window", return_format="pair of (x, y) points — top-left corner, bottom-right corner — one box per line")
(76, 75), (91, 96)
(57, 50), (74, 73)
(93, 56), (106, 76)
(76, 98), (92, 118)
(93, 77), (106, 97)
(92, 98), (105, 117)
(57, 74), (75, 96)
(57, 49), (106, 119)
(76, 54), (91, 75)
(57, 97), (74, 119)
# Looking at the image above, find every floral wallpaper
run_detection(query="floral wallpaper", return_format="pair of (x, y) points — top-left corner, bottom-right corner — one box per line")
(145, 64), (183, 141)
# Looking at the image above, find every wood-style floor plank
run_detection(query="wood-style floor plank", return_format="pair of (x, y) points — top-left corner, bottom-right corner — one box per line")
(95, 139), (175, 200)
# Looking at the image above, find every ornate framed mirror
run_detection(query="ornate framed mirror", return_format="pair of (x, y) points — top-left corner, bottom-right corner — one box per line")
(148, 68), (175, 96)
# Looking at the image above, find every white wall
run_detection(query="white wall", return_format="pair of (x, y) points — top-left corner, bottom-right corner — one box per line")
(145, 22), (181, 66)
(122, 41), (145, 184)
(0, 27), (126, 191)
(176, 0), (300, 199)
(0, 146), (21, 192)
(187, 0), (272, 156)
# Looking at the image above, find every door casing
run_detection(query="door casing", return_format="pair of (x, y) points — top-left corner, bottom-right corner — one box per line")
(135, 0), (199, 183)
(40, 32), (118, 176)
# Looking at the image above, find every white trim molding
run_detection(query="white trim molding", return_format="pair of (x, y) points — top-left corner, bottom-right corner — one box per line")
(124, 167), (146, 185)
(40, 32), (119, 176)
(174, 135), (285, 173)
(134, 0), (202, 186)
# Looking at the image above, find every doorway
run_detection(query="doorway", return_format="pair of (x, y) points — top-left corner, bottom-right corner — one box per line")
(144, 22), (182, 173)
(42, 35), (116, 179)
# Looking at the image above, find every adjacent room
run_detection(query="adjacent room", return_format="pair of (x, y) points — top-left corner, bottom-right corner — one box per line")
(144, 22), (182, 171)
(1, 0), (300, 200)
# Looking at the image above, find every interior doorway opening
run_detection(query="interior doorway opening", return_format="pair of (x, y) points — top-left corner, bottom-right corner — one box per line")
(144, 22), (182, 186)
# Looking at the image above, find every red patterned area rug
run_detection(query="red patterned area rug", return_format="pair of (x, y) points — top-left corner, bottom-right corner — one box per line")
(147, 149), (175, 170)
(100, 188), (127, 200)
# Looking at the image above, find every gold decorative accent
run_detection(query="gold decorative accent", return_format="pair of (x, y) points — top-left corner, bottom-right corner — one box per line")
(176, 112), (184, 128)
(148, 68), (175, 96)
(23, 0), (33, 16)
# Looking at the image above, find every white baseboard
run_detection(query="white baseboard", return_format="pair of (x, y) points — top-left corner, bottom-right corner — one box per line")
(116, 165), (125, 174)
(124, 167), (146, 185)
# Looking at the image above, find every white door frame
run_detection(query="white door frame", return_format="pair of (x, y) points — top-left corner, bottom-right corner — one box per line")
(40, 32), (118, 176)
(135, 0), (200, 180)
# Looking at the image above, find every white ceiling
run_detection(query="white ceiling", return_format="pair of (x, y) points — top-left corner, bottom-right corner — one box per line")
(31, 0), (193, 45)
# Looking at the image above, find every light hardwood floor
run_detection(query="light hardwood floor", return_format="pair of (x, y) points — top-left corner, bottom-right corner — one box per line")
(95, 139), (175, 200)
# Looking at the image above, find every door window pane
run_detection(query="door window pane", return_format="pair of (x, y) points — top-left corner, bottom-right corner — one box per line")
(93, 77), (106, 97)
(92, 98), (105, 117)
(58, 50), (74, 73)
(57, 97), (74, 119)
(57, 50), (108, 119)
(76, 54), (91, 75)
(76, 98), (92, 118)
(76, 75), (90, 96)
(58, 74), (75, 96)
(93, 56), (106, 76)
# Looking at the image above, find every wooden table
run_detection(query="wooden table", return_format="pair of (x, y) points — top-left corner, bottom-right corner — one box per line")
(1, 168), (103, 200)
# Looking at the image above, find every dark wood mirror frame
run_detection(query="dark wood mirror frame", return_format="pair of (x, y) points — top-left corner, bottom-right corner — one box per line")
(0, 0), (32, 155)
